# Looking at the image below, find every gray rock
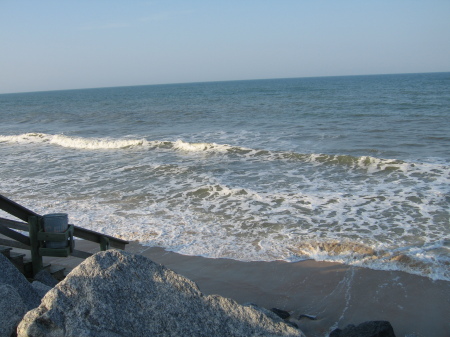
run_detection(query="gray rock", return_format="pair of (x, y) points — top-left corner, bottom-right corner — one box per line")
(0, 284), (27, 337)
(18, 250), (304, 337)
(330, 321), (396, 337)
(245, 303), (286, 322)
(298, 314), (317, 320)
(271, 308), (290, 319)
(329, 328), (342, 337)
(31, 281), (53, 299)
(34, 269), (58, 287)
(0, 253), (40, 310)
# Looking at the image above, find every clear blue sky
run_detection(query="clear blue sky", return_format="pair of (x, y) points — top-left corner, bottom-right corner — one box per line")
(1, 0), (449, 94)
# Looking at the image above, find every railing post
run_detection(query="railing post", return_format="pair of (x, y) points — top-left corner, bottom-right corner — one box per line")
(100, 236), (110, 251)
(28, 215), (43, 276)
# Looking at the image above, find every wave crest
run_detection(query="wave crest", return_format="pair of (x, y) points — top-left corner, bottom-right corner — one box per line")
(172, 139), (236, 153)
(170, 141), (409, 173)
(0, 133), (148, 150)
(0, 133), (415, 173)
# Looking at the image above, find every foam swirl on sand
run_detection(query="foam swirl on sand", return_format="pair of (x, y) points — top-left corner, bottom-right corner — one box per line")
(291, 240), (450, 281)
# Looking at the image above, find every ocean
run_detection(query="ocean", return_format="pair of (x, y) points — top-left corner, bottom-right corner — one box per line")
(1, 72), (449, 281)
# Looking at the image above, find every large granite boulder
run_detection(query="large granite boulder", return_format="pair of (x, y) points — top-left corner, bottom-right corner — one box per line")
(18, 250), (304, 337)
(0, 253), (40, 310)
(0, 284), (27, 337)
(33, 269), (58, 287)
(31, 281), (53, 299)
(329, 321), (396, 337)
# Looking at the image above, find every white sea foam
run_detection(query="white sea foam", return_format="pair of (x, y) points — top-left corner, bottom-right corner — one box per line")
(1, 173), (448, 281)
(288, 239), (450, 281)
(0, 133), (148, 150)
(172, 139), (244, 153)
(0, 133), (244, 153)
(1, 133), (448, 281)
(0, 133), (418, 173)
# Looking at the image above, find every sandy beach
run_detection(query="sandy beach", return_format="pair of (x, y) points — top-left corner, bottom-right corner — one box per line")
(39, 240), (449, 337)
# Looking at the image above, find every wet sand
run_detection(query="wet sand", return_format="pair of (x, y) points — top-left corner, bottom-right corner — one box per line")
(40, 240), (450, 337)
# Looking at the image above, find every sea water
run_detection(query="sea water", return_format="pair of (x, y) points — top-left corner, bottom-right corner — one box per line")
(1, 73), (449, 281)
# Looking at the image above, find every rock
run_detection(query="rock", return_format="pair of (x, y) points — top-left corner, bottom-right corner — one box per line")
(329, 321), (396, 337)
(248, 306), (300, 329)
(244, 303), (285, 321)
(31, 281), (53, 299)
(285, 321), (299, 329)
(33, 269), (58, 287)
(329, 328), (342, 337)
(18, 250), (305, 337)
(271, 308), (291, 319)
(298, 314), (317, 320)
(0, 284), (27, 337)
(0, 253), (40, 310)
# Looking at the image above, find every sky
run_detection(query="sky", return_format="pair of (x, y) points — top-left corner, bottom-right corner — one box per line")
(1, 0), (449, 94)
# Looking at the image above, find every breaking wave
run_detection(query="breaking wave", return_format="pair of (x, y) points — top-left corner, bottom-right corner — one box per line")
(0, 133), (417, 173)
(0, 133), (148, 150)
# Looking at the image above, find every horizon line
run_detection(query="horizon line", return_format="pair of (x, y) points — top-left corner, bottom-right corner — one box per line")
(1, 71), (449, 95)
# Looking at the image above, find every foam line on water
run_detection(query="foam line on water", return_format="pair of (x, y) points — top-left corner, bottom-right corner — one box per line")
(172, 139), (237, 153)
(0, 133), (149, 150)
(0, 133), (425, 173)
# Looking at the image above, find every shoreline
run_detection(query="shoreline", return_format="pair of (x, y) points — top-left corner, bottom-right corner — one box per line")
(37, 240), (450, 336)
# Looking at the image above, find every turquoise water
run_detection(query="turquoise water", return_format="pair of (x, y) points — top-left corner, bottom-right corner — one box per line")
(1, 73), (449, 280)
